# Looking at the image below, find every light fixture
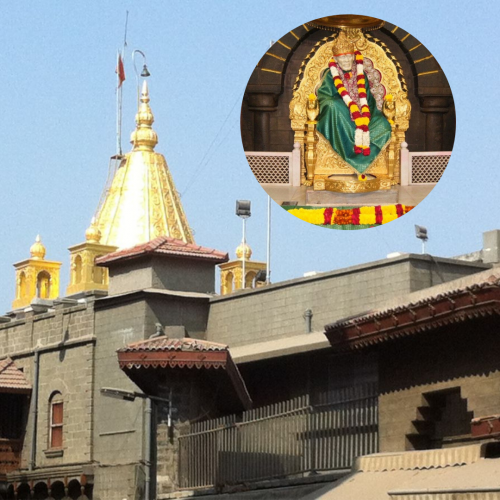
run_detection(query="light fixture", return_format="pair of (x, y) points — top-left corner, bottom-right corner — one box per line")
(415, 225), (428, 254)
(236, 200), (251, 289)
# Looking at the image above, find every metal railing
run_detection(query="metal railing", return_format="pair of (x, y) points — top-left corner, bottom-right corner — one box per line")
(178, 383), (378, 489)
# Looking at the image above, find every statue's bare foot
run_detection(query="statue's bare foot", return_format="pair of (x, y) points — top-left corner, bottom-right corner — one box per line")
(304, 179), (313, 187)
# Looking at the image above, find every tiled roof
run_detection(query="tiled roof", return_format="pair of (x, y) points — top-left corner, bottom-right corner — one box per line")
(0, 357), (31, 392)
(118, 336), (229, 353)
(117, 335), (252, 410)
(96, 236), (228, 266)
(325, 271), (500, 349)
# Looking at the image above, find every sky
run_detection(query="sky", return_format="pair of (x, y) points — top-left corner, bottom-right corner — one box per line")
(0, 0), (499, 312)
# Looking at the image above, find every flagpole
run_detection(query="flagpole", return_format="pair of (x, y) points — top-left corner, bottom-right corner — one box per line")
(116, 11), (129, 156)
(116, 52), (122, 155)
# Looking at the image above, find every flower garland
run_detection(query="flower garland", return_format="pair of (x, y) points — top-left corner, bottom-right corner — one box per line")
(287, 205), (414, 227)
(329, 51), (371, 156)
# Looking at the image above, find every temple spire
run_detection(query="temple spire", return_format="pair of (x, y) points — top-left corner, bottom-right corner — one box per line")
(130, 80), (158, 151)
(93, 80), (194, 249)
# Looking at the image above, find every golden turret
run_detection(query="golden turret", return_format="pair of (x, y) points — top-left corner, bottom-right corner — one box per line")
(30, 235), (46, 260)
(235, 241), (252, 261)
(13, 236), (61, 310)
(219, 239), (266, 295)
(66, 221), (117, 296)
(94, 80), (194, 249)
(85, 217), (102, 243)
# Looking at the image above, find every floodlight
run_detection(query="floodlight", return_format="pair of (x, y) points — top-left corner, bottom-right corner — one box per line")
(415, 225), (429, 254)
(100, 387), (136, 401)
(255, 269), (267, 283)
(415, 225), (428, 241)
(236, 200), (251, 219)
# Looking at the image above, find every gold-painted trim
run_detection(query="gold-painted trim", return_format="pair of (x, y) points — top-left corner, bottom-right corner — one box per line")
(303, 24), (310, 31)
(391, 26), (399, 33)
(418, 70), (439, 76)
(414, 55), (434, 64)
(315, 176), (392, 192)
(401, 33), (410, 42)
(277, 40), (291, 50)
(261, 68), (282, 74)
(409, 43), (422, 52)
(265, 52), (286, 62)
(290, 30), (299, 40)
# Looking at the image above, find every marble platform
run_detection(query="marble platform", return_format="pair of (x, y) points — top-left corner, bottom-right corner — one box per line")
(305, 187), (399, 206)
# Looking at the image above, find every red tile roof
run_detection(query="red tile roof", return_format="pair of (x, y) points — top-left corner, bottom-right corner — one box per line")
(118, 336), (229, 353)
(96, 236), (229, 266)
(325, 273), (500, 350)
(117, 335), (252, 410)
(0, 358), (31, 393)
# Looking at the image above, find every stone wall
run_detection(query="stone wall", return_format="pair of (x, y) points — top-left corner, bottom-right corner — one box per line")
(0, 300), (95, 470)
(153, 370), (219, 496)
(378, 316), (500, 452)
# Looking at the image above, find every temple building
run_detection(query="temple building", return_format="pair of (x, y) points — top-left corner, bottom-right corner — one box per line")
(2, 51), (500, 500)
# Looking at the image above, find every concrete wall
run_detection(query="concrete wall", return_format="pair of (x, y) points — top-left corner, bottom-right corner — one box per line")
(107, 256), (218, 296)
(207, 255), (488, 348)
(107, 259), (155, 296)
(378, 316), (500, 452)
(92, 300), (149, 500)
(151, 256), (217, 294)
(146, 295), (210, 339)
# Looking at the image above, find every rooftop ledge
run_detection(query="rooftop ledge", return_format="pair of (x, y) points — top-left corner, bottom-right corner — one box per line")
(210, 254), (491, 303)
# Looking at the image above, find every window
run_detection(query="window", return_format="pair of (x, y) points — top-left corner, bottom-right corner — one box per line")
(49, 392), (63, 448)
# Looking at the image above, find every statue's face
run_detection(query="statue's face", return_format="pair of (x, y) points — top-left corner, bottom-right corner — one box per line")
(335, 53), (354, 72)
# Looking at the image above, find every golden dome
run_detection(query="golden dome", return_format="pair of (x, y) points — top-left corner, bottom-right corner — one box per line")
(30, 235), (46, 260)
(130, 80), (158, 151)
(85, 217), (102, 243)
(236, 241), (252, 261)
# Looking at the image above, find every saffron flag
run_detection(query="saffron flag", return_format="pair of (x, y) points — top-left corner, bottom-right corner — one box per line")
(116, 53), (125, 88)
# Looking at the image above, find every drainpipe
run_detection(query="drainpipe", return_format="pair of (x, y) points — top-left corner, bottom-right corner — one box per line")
(29, 347), (40, 471)
(304, 309), (313, 334)
(144, 398), (152, 500)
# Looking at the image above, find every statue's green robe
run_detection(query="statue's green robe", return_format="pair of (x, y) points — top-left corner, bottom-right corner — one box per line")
(316, 69), (392, 174)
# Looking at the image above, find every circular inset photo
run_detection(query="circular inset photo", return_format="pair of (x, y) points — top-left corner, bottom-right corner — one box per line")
(241, 15), (455, 229)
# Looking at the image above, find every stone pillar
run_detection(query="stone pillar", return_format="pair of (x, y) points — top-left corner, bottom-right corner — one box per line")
(246, 93), (279, 151)
(419, 96), (452, 151)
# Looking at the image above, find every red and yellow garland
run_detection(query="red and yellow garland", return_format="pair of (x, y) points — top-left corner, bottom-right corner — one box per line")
(329, 51), (371, 155)
(288, 205), (414, 227)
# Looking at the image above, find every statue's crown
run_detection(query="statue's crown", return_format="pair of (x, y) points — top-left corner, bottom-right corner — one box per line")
(332, 31), (355, 56)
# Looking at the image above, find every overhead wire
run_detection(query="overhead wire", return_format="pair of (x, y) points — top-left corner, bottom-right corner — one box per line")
(181, 91), (243, 197)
